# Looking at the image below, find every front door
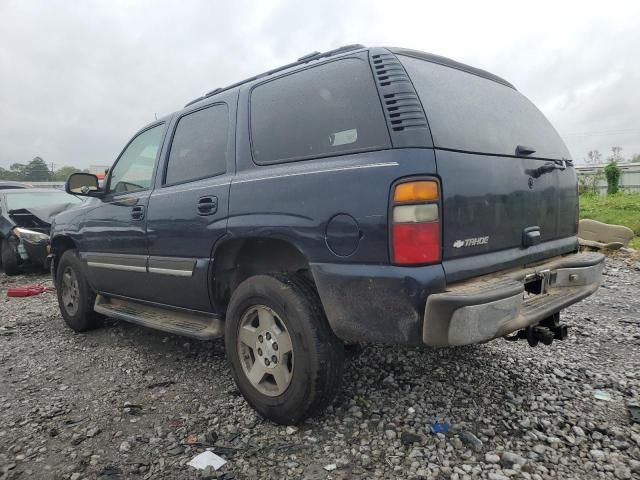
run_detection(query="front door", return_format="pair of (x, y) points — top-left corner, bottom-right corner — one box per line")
(145, 96), (236, 311)
(80, 122), (167, 299)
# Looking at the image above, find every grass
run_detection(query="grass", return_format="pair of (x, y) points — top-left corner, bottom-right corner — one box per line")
(579, 192), (640, 249)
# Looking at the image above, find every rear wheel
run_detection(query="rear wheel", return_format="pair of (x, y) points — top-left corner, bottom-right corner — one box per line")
(225, 273), (344, 425)
(56, 249), (101, 332)
(1, 237), (22, 276)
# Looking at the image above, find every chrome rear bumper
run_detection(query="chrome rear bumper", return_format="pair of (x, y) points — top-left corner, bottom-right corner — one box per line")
(423, 252), (604, 347)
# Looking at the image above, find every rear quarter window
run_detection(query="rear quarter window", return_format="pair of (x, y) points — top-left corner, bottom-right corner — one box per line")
(250, 58), (390, 164)
(398, 55), (570, 160)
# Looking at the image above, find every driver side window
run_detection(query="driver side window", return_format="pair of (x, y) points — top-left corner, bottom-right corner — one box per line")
(107, 124), (165, 194)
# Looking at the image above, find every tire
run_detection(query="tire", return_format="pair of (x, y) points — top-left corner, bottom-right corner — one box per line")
(56, 249), (101, 332)
(225, 273), (344, 425)
(1, 237), (22, 276)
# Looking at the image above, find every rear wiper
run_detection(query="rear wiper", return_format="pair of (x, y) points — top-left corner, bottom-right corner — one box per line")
(527, 160), (569, 178)
(516, 145), (536, 156)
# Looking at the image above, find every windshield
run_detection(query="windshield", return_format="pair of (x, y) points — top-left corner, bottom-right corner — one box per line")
(5, 191), (82, 211)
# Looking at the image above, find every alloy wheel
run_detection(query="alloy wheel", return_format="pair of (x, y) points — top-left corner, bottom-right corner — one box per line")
(237, 305), (294, 396)
(61, 266), (80, 317)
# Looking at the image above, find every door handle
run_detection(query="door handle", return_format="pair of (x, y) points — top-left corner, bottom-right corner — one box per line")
(131, 205), (145, 220)
(197, 196), (218, 215)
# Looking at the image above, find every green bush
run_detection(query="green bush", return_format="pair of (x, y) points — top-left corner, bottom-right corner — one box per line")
(604, 161), (621, 194)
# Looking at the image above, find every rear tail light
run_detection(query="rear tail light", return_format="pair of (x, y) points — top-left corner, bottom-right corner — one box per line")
(391, 180), (441, 265)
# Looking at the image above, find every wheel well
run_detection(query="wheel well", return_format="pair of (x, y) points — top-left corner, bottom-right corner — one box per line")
(213, 238), (311, 310)
(50, 236), (77, 278)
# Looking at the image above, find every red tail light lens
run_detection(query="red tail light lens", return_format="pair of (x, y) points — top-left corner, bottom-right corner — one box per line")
(392, 222), (440, 264)
(391, 180), (441, 265)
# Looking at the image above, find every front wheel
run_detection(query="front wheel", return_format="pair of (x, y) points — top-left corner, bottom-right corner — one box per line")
(56, 249), (101, 332)
(225, 274), (344, 425)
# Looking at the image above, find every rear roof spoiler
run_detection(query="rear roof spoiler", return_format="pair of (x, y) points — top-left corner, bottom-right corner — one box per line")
(388, 47), (516, 90)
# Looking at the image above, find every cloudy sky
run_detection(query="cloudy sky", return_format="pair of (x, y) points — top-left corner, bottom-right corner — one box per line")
(1, 0), (639, 170)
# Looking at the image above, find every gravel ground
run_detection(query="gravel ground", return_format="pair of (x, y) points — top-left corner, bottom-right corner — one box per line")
(1, 256), (639, 480)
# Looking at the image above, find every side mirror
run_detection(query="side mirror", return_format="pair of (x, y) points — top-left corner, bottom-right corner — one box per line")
(66, 173), (101, 196)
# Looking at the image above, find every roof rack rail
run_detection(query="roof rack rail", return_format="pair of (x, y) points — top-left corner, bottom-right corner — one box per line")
(184, 44), (366, 108)
(297, 51), (321, 62)
(205, 87), (223, 97)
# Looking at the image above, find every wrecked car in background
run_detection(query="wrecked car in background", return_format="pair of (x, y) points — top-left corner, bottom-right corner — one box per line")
(0, 181), (33, 190)
(0, 188), (82, 275)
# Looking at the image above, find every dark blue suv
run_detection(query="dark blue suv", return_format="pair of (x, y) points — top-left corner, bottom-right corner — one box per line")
(50, 45), (604, 424)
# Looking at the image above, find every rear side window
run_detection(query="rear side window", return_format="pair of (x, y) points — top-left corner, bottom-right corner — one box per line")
(250, 58), (390, 164)
(398, 55), (571, 160)
(165, 104), (228, 185)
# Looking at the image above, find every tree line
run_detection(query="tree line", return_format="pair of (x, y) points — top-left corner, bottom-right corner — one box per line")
(0, 157), (88, 182)
(579, 146), (639, 195)
(584, 146), (640, 165)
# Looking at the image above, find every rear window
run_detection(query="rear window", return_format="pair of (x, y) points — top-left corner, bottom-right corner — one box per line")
(250, 58), (390, 164)
(165, 104), (228, 185)
(398, 55), (570, 160)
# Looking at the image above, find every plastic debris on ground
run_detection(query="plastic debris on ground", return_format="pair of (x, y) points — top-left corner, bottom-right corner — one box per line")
(187, 451), (226, 471)
(7, 284), (53, 297)
(593, 390), (612, 401)
(429, 422), (450, 434)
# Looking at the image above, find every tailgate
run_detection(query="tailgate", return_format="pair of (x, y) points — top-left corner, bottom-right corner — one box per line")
(396, 51), (577, 280)
(437, 150), (577, 259)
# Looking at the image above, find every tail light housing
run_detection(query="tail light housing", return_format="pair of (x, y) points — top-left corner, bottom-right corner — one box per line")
(390, 180), (441, 265)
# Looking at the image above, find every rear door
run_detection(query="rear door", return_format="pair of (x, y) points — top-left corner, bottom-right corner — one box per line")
(397, 53), (577, 280)
(144, 93), (236, 311)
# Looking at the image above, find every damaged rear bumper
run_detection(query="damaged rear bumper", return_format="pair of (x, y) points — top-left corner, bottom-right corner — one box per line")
(423, 252), (604, 347)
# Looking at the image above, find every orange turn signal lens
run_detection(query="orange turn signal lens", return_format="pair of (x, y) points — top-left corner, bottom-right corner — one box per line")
(393, 181), (438, 203)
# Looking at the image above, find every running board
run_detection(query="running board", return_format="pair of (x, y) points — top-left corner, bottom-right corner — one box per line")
(94, 295), (223, 340)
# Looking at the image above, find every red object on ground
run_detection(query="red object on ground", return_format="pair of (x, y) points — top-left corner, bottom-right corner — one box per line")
(6, 284), (53, 297)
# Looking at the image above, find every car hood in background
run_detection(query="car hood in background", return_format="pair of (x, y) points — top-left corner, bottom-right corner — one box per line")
(2, 202), (80, 235)
(11, 202), (79, 224)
